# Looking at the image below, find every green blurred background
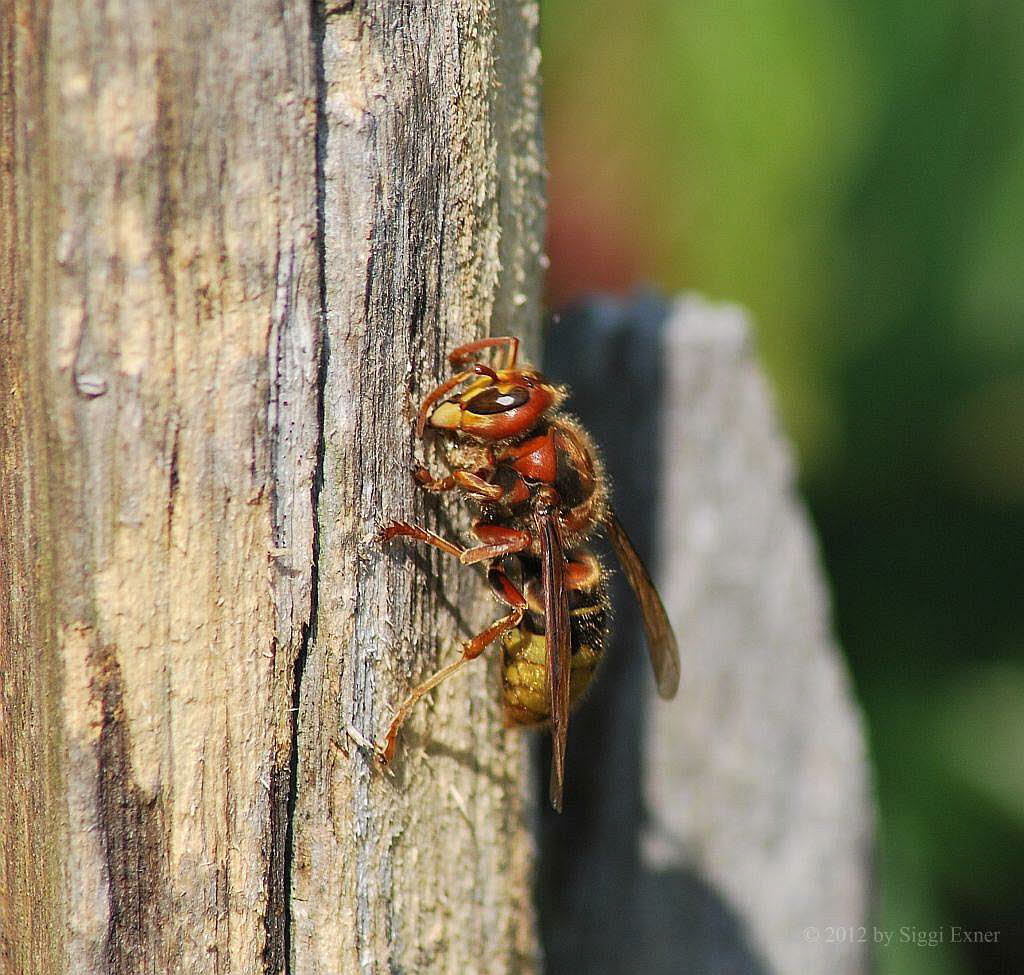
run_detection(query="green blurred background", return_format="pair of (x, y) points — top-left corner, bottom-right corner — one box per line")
(540, 3), (1024, 973)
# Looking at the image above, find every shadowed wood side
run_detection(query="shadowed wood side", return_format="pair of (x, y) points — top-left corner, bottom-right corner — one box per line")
(1, 11), (62, 973)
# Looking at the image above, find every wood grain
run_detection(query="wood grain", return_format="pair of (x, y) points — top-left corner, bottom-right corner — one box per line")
(290, 3), (545, 973)
(2, 1), (546, 971)
(1, 2), (319, 971)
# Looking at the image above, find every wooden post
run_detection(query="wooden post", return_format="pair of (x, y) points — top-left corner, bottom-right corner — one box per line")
(1, 1), (544, 972)
(290, 4), (544, 973)
(539, 295), (873, 975)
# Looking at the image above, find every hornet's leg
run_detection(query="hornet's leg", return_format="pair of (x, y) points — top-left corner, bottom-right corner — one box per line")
(447, 335), (519, 370)
(410, 466), (458, 493)
(412, 465), (504, 502)
(379, 520), (465, 559)
(375, 564), (528, 764)
(458, 522), (532, 565)
(379, 518), (528, 562)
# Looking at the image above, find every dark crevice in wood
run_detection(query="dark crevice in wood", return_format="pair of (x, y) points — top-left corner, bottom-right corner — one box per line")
(167, 422), (180, 538)
(91, 642), (170, 975)
(274, 5), (329, 972)
(263, 739), (290, 975)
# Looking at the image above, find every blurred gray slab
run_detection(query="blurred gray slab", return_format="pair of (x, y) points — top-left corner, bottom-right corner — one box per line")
(539, 294), (872, 975)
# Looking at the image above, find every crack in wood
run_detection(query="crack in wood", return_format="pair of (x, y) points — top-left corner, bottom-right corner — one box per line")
(270, 6), (330, 972)
(90, 643), (170, 975)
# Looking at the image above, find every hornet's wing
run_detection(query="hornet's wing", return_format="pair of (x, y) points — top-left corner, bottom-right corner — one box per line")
(606, 509), (680, 699)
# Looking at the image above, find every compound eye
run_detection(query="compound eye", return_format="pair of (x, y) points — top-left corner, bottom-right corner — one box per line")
(465, 386), (530, 415)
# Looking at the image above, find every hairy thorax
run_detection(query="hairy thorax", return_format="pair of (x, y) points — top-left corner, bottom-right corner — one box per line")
(473, 415), (608, 553)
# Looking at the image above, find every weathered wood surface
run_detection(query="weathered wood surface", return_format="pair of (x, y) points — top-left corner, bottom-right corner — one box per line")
(290, 4), (544, 973)
(539, 295), (872, 975)
(1, 1), (544, 973)
(1, 2), (320, 972)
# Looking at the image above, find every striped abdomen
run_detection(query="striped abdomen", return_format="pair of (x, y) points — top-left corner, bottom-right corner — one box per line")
(498, 550), (609, 727)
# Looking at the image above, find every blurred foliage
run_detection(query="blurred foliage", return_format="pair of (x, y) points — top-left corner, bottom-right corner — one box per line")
(541, 2), (1024, 973)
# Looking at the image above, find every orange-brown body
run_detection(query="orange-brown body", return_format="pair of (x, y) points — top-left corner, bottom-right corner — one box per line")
(377, 335), (680, 811)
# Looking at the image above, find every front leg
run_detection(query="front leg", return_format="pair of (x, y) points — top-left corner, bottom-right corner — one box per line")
(411, 465), (458, 493)
(413, 463), (504, 501)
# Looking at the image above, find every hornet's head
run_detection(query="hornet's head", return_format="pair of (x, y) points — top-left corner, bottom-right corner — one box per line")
(418, 364), (564, 441)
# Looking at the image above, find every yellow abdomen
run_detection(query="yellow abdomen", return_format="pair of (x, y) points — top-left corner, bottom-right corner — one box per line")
(501, 626), (602, 727)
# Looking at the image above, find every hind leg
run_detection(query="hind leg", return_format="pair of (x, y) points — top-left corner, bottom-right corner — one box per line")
(375, 564), (528, 764)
